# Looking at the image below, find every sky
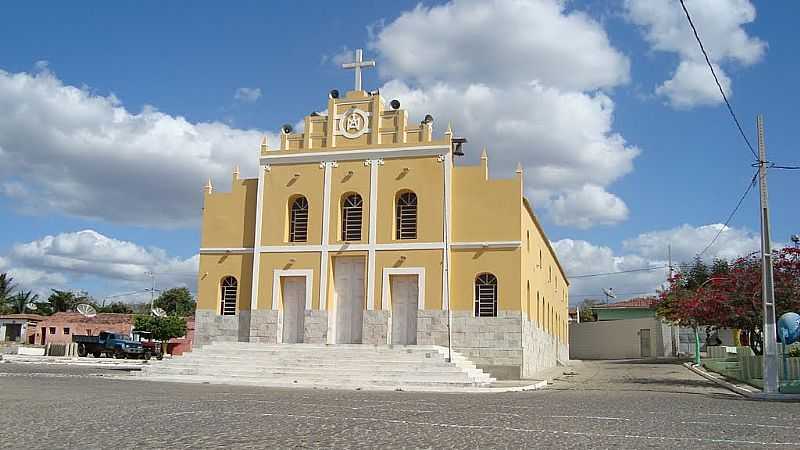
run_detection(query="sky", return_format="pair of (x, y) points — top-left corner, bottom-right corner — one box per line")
(0, 0), (797, 305)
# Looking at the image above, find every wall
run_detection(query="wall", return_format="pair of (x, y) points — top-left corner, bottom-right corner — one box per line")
(569, 318), (671, 360)
(595, 308), (656, 321)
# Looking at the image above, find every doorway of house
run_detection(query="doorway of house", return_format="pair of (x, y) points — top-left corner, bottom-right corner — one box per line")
(640, 328), (652, 358)
(333, 256), (365, 344)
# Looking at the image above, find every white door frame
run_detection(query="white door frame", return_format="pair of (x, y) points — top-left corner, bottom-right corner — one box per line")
(272, 269), (313, 311)
(381, 267), (425, 310)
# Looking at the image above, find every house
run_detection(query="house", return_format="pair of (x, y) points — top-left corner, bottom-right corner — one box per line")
(0, 314), (44, 344)
(569, 297), (678, 360)
(195, 50), (570, 379)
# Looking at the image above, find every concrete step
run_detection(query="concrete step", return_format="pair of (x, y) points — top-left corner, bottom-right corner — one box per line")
(136, 374), (494, 390)
(136, 343), (494, 390)
(141, 369), (489, 383)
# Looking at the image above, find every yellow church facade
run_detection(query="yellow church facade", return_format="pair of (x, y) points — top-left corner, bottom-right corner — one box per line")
(196, 55), (569, 378)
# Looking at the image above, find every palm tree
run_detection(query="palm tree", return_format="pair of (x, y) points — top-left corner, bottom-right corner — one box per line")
(0, 272), (17, 305)
(47, 289), (78, 313)
(8, 291), (39, 314)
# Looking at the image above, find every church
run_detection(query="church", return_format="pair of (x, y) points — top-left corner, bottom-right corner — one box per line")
(195, 50), (569, 379)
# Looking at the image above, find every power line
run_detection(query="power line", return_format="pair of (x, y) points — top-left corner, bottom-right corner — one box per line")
(772, 164), (800, 170)
(570, 290), (657, 299)
(679, 0), (758, 160)
(568, 266), (667, 279)
(696, 170), (759, 258)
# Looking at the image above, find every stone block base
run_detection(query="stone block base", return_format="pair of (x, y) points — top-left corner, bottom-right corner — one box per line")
(303, 310), (327, 344)
(362, 310), (389, 344)
(194, 310), (241, 347)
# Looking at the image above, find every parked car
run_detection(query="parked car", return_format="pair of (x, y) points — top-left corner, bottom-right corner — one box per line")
(132, 330), (163, 360)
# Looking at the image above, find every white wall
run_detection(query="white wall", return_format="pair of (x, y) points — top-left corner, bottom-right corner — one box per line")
(569, 318), (670, 360)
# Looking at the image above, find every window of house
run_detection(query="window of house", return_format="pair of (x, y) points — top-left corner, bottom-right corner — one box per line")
(395, 191), (417, 240)
(220, 276), (238, 316)
(63, 328), (70, 335)
(341, 193), (363, 241)
(289, 196), (309, 242)
(49, 327), (56, 334)
(474, 273), (498, 317)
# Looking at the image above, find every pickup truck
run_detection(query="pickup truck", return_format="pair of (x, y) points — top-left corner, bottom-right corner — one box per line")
(73, 331), (150, 360)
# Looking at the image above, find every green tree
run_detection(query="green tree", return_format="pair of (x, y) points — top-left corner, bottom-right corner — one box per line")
(577, 299), (600, 322)
(46, 289), (81, 313)
(97, 301), (134, 314)
(7, 291), (39, 314)
(133, 315), (187, 352)
(0, 273), (18, 309)
(153, 287), (196, 316)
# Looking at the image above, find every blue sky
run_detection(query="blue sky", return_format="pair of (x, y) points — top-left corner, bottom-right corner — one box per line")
(0, 0), (797, 304)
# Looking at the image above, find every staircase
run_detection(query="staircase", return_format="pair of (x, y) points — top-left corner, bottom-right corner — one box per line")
(137, 343), (496, 391)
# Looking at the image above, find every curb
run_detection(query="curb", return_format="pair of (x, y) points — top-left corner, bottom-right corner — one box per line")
(684, 362), (800, 401)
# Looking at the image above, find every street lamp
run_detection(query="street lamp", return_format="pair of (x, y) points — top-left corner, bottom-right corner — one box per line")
(691, 277), (726, 366)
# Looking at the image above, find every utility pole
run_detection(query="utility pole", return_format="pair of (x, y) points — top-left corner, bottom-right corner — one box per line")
(146, 271), (156, 312)
(757, 114), (779, 394)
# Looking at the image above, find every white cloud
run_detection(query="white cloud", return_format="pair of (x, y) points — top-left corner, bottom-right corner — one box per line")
(234, 87), (262, 103)
(554, 223), (764, 304)
(625, 0), (765, 108)
(655, 60), (731, 109)
(373, 0), (630, 91)
(379, 79), (638, 228)
(373, 0), (638, 229)
(0, 68), (278, 228)
(622, 223), (761, 262)
(2, 230), (198, 301)
(549, 185), (629, 229)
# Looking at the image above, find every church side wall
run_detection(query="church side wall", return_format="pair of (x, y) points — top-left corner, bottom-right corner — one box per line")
(196, 176), (258, 347)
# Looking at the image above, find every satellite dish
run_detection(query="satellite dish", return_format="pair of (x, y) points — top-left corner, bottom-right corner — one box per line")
(281, 123), (293, 134)
(421, 114), (434, 124)
(77, 303), (97, 318)
(26, 303), (38, 311)
(602, 288), (617, 299)
(390, 99), (400, 110)
(151, 307), (167, 318)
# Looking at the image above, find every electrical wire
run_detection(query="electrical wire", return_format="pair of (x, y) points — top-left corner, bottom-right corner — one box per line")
(568, 266), (667, 279)
(679, 0), (758, 161)
(772, 165), (800, 170)
(696, 170), (759, 258)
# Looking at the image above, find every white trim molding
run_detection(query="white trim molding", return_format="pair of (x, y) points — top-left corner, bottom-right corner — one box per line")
(250, 165), (267, 311)
(318, 161), (334, 311)
(271, 269), (314, 311)
(260, 144), (449, 166)
(199, 247), (254, 254)
(381, 267), (426, 311)
(260, 245), (324, 253)
(451, 241), (522, 250)
(366, 159), (380, 311)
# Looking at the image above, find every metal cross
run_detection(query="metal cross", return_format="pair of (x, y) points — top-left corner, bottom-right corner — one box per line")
(341, 48), (375, 92)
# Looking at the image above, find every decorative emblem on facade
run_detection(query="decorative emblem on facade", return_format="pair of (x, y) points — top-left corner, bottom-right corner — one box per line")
(339, 108), (369, 139)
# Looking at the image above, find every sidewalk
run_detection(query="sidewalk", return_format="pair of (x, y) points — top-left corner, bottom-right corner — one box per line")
(685, 362), (800, 401)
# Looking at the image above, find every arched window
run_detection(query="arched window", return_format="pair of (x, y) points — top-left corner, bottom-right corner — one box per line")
(395, 191), (417, 240)
(289, 196), (309, 242)
(220, 276), (238, 316)
(341, 193), (363, 241)
(474, 273), (498, 317)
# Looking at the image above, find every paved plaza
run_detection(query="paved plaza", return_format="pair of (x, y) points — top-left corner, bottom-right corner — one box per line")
(1, 360), (798, 448)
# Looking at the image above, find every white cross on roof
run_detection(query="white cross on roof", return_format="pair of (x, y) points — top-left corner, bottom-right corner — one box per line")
(341, 48), (375, 92)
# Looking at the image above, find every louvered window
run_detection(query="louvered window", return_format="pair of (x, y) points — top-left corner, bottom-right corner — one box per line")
(341, 194), (363, 241)
(220, 276), (238, 316)
(395, 192), (417, 240)
(290, 196), (309, 242)
(474, 273), (498, 317)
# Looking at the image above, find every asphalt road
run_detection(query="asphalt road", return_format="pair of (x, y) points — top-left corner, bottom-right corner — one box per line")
(1, 360), (798, 449)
